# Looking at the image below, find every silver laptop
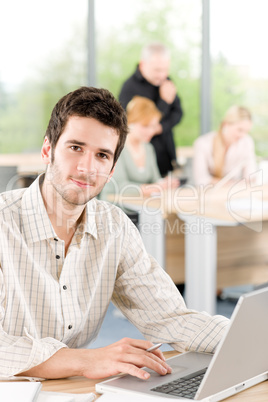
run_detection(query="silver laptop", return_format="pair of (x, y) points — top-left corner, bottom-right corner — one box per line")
(96, 287), (268, 401)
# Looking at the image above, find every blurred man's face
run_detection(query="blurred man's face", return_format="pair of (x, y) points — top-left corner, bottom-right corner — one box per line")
(139, 53), (170, 86)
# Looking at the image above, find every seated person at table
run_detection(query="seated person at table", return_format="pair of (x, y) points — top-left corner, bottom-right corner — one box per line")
(101, 96), (179, 200)
(193, 105), (257, 186)
(0, 87), (229, 381)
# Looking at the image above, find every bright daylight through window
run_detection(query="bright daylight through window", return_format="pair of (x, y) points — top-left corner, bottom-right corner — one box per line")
(0, 0), (267, 157)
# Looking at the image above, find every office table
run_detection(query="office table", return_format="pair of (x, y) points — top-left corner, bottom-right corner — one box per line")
(0, 153), (45, 192)
(111, 182), (268, 315)
(178, 213), (239, 314)
(178, 182), (268, 314)
(0, 152), (45, 174)
(40, 350), (268, 400)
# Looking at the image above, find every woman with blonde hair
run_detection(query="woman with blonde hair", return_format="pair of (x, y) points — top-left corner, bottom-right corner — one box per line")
(193, 105), (257, 186)
(101, 96), (179, 199)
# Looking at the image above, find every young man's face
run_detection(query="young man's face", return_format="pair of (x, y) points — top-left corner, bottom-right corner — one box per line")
(42, 116), (118, 206)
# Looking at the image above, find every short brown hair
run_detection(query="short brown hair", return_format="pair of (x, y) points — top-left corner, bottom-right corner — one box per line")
(45, 86), (128, 166)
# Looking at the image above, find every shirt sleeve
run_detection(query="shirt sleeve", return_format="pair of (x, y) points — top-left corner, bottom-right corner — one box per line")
(112, 218), (229, 354)
(0, 268), (67, 378)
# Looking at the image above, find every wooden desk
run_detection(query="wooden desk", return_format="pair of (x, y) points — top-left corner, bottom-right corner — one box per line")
(111, 183), (268, 314)
(111, 183), (268, 221)
(41, 351), (268, 401)
(178, 183), (268, 313)
(0, 153), (45, 174)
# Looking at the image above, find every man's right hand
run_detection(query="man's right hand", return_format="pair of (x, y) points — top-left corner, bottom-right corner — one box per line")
(20, 338), (172, 381)
(81, 338), (172, 380)
(159, 80), (176, 104)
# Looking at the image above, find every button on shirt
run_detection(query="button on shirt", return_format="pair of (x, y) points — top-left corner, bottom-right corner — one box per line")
(0, 176), (229, 377)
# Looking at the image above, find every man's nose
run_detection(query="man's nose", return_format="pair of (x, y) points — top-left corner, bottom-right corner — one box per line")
(77, 153), (97, 174)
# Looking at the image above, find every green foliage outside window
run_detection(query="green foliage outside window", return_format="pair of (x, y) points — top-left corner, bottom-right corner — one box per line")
(0, 0), (267, 156)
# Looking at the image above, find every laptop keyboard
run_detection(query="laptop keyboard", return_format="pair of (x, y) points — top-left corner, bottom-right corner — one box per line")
(151, 367), (207, 399)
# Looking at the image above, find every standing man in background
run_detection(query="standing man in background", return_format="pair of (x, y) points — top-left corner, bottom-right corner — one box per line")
(119, 42), (183, 177)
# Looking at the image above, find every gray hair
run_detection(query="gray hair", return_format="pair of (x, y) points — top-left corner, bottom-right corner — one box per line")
(140, 42), (170, 61)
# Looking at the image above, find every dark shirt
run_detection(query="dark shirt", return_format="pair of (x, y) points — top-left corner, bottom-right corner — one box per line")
(119, 65), (183, 176)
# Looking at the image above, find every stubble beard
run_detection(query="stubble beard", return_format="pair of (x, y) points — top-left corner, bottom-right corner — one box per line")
(47, 162), (110, 208)
(48, 166), (95, 207)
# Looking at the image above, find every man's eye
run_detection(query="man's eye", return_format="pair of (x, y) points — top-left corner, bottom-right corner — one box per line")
(98, 153), (108, 159)
(71, 146), (81, 151)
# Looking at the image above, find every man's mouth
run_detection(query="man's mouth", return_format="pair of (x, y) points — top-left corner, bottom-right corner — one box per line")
(70, 178), (94, 188)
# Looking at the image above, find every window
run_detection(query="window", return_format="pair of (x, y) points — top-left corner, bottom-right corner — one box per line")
(95, 0), (202, 147)
(0, 0), (88, 153)
(1, 0), (267, 155)
(210, 0), (268, 157)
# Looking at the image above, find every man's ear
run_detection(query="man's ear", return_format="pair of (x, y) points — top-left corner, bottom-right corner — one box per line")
(41, 137), (52, 165)
(107, 163), (116, 183)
